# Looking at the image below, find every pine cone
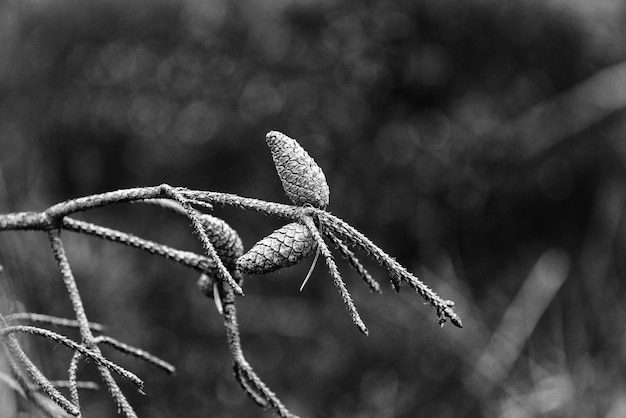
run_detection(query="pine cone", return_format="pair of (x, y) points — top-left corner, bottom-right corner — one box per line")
(200, 214), (244, 267)
(236, 222), (316, 274)
(266, 131), (330, 209)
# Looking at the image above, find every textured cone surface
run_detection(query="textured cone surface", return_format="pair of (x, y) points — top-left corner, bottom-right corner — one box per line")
(200, 214), (244, 267)
(266, 131), (330, 208)
(237, 222), (316, 274)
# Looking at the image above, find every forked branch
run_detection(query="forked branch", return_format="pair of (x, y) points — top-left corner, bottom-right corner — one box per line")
(0, 131), (462, 417)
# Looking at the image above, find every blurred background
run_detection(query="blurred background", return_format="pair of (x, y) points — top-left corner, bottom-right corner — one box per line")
(1, 0), (626, 416)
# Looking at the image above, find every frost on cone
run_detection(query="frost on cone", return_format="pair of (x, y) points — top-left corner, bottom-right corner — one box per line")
(236, 222), (316, 274)
(200, 214), (244, 267)
(266, 131), (330, 209)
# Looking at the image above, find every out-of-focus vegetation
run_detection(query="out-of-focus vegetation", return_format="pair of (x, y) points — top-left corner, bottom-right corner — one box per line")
(1, 0), (626, 416)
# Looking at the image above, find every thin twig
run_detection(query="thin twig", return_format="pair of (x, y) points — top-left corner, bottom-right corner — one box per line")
(138, 198), (206, 215)
(176, 189), (298, 219)
(1, 326), (143, 390)
(45, 186), (168, 220)
(169, 190), (244, 295)
(301, 216), (369, 335)
(0, 182), (464, 417)
(62, 218), (218, 275)
(68, 351), (83, 413)
(0, 318), (79, 416)
(233, 364), (269, 407)
(323, 229), (381, 294)
(317, 211), (463, 327)
(49, 379), (98, 391)
(220, 282), (297, 418)
(47, 229), (94, 340)
(96, 336), (175, 375)
(5, 351), (74, 418)
(46, 230), (139, 417)
(6, 312), (105, 333)
(0, 211), (48, 231)
(97, 365), (139, 418)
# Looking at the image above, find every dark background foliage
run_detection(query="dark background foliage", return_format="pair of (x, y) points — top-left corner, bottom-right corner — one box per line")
(1, 0), (626, 416)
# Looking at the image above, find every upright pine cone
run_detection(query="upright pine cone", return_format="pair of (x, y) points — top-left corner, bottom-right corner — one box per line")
(236, 222), (315, 274)
(266, 131), (330, 209)
(200, 214), (244, 267)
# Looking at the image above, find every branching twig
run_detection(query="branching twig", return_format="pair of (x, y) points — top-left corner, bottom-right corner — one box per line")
(323, 228), (382, 294)
(5, 351), (74, 418)
(138, 198), (208, 216)
(45, 186), (169, 220)
(168, 189), (244, 295)
(0, 183), (460, 328)
(1, 326), (143, 390)
(176, 189), (298, 219)
(317, 211), (463, 327)
(220, 282), (297, 418)
(62, 217), (218, 275)
(301, 215), (369, 335)
(0, 167), (462, 418)
(1, 316), (79, 416)
(47, 229), (139, 417)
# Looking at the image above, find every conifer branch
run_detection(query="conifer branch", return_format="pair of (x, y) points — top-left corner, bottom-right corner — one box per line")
(1, 316), (79, 416)
(96, 336), (175, 375)
(220, 282), (297, 418)
(301, 215), (369, 335)
(323, 228), (382, 294)
(0, 130), (464, 417)
(6, 312), (105, 332)
(317, 211), (463, 327)
(5, 350), (74, 418)
(1, 326), (144, 389)
(47, 229), (140, 417)
(170, 191), (244, 295)
(68, 351), (83, 412)
(62, 218), (218, 274)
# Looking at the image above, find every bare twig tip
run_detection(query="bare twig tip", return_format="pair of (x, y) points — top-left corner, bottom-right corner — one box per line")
(233, 284), (244, 296)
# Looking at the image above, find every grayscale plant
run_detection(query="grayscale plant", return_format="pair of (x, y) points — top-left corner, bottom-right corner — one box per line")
(0, 131), (462, 418)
